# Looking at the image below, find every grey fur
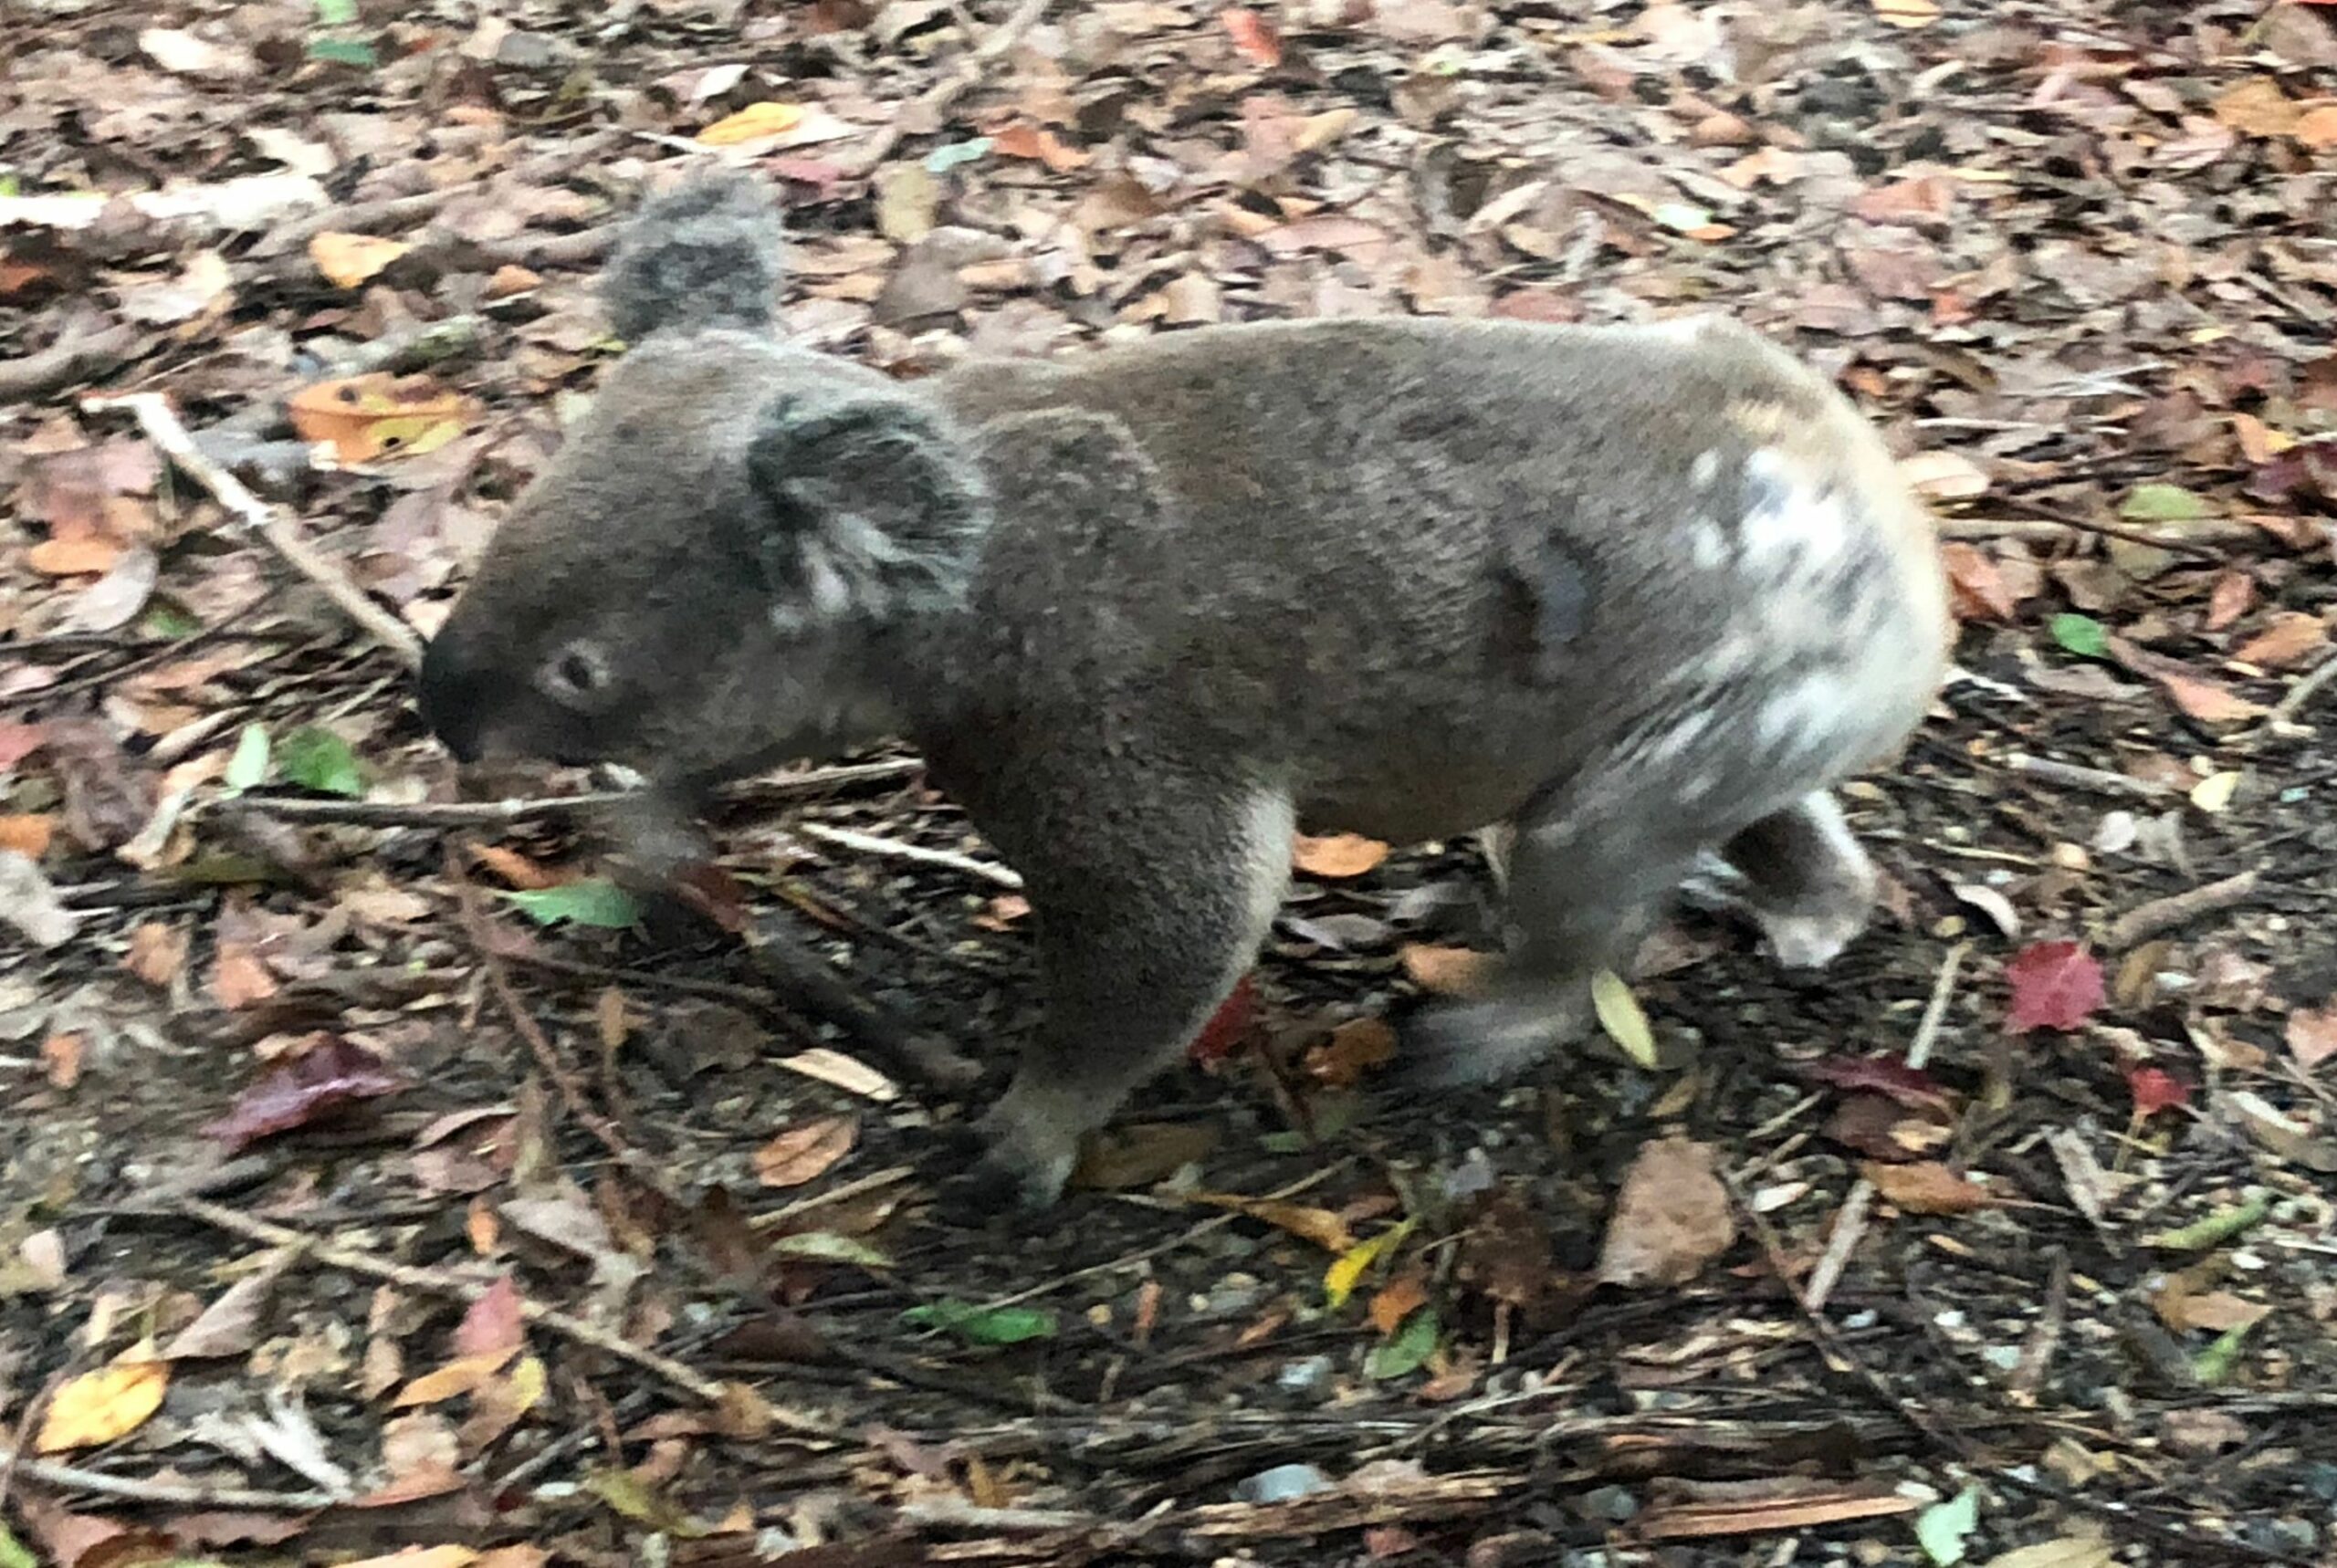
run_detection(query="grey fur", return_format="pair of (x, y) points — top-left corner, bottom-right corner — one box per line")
(419, 177), (1954, 1215)
(602, 171), (787, 340)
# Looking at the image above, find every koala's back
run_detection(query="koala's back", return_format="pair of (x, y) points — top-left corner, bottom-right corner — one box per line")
(926, 316), (1949, 845)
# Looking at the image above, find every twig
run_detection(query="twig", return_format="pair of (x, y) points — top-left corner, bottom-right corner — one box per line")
(2102, 869), (2262, 950)
(80, 392), (424, 669)
(0, 1448), (338, 1512)
(742, 914), (982, 1093)
(2006, 1246), (2070, 1405)
(2267, 649), (2337, 727)
(1802, 941), (1967, 1312)
(1934, 514), (2237, 559)
(224, 758), (924, 830)
(840, 0), (1052, 177)
(793, 822), (1023, 891)
(251, 131), (624, 256)
(2005, 752), (2175, 800)
(173, 1197), (834, 1433)
(0, 319), (137, 404)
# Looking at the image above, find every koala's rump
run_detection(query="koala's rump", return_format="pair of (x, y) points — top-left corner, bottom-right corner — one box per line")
(935, 319), (1943, 846)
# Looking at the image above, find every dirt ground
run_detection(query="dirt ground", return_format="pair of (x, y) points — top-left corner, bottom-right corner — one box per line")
(4, 1), (2336, 1565)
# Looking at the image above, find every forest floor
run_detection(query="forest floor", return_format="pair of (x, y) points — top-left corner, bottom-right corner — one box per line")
(4, 1), (2337, 1565)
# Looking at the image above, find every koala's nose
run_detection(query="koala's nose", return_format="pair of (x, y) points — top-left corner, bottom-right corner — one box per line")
(417, 633), (486, 763)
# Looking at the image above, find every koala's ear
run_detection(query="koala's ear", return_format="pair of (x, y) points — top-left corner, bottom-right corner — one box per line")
(744, 391), (991, 630)
(603, 172), (787, 340)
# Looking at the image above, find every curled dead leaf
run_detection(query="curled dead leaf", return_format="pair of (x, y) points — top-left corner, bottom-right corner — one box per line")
(753, 1114), (858, 1187)
(1291, 831), (1389, 878)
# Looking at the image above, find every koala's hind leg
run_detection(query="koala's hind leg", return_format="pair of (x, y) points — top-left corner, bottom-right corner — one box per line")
(1685, 790), (1879, 970)
(1398, 796), (1702, 1088)
(943, 775), (1297, 1216)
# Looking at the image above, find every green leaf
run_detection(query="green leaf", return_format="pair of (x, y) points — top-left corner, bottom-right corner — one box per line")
(275, 725), (364, 798)
(2118, 483), (2212, 523)
(139, 603), (202, 639)
(2193, 1318), (2258, 1385)
(900, 1298), (1058, 1345)
(2144, 1194), (2270, 1251)
(306, 35), (378, 67)
(1364, 1304), (1439, 1380)
(313, 0), (359, 20)
(2049, 612), (2110, 660)
(582, 1467), (707, 1537)
(0, 1521), (40, 1568)
(499, 880), (641, 930)
(768, 1230), (893, 1270)
(923, 138), (992, 173)
(1916, 1488), (1981, 1566)
(224, 724), (271, 794)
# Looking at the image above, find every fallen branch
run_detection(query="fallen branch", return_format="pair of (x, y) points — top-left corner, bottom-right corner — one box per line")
(2006, 752), (2175, 801)
(80, 392), (424, 669)
(0, 1448), (338, 1512)
(1934, 514), (2238, 559)
(794, 821), (1024, 891)
(223, 758), (924, 830)
(2103, 869), (2263, 950)
(174, 1197), (835, 1434)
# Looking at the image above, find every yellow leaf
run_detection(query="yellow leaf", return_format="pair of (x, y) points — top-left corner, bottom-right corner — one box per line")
(697, 101), (806, 146)
(393, 1348), (518, 1407)
(1590, 969), (1659, 1069)
(2187, 770), (2241, 815)
(1870, 0), (1937, 25)
(37, 1354), (170, 1452)
(1325, 1218), (1415, 1308)
(310, 231), (412, 287)
(1291, 831), (1389, 879)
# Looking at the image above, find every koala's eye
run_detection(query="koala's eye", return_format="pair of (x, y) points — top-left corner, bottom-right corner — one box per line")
(540, 641), (613, 708)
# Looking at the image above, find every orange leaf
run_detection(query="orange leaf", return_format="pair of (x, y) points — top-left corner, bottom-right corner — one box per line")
(0, 812), (54, 857)
(309, 231), (412, 287)
(2214, 78), (2301, 138)
(2297, 104), (2337, 150)
(2231, 611), (2329, 670)
(1399, 943), (1491, 996)
(1221, 6), (1282, 65)
(1939, 541), (2015, 621)
(989, 121), (1091, 172)
(1861, 1159), (1993, 1215)
(469, 843), (560, 891)
(125, 920), (188, 987)
(210, 941), (278, 1009)
(1304, 1017), (1398, 1087)
(287, 373), (466, 464)
(26, 536), (124, 575)
(37, 1355), (170, 1452)
(1368, 1271), (1430, 1335)
(1292, 831), (1389, 879)
(753, 1114), (858, 1187)
(43, 1030), (84, 1090)
(393, 1349), (516, 1407)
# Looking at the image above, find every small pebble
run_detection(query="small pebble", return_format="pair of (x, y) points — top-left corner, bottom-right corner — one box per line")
(1237, 1463), (1332, 1504)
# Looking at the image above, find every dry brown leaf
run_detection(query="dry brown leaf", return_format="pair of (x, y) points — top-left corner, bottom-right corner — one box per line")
(393, 1349), (518, 1407)
(1292, 831), (1389, 878)
(1941, 541), (2017, 621)
(26, 537), (124, 576)
(753, 1114), (858, 1187)
(2285, 1008), (2337, 1069)
(990, 120), (1090, 172)
(2297, 103), (2337, 150)
(210, 941), (278, 1009)
(124, 920), (188, 987)
(469, 844), (561, 891)
(42, 1031), (83, 1090)
(1070, 1121), (1219, 1190)
(2215, 78), (2302, 138)
(1596, 1135), (1734, 1288)
(2231, 611), (2329, 669)
(1899, 449), (1990, 500)
(1189, 1191), (1356, 1252)
(310, 231), (411, 287)
(2205, 568), (2257, 630)
(1399, 944), (1491, 996)
(1304, 1017), (1399, 1087)
(1368, 1271), (1430, 1335)
(1636, 1484), (1920, 1541)
(1862, 1160), (1993, 1215)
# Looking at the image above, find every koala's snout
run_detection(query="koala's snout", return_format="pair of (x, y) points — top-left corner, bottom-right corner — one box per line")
(417, 630), (489, 763)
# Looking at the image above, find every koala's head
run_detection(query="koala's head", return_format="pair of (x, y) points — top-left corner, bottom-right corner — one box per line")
(417, 172), (991, 790)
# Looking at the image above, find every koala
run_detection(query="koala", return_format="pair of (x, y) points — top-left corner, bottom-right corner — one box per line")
(418, 172), (1953, 1213)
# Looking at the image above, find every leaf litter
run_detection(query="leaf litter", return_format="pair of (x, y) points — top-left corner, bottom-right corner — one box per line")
(5, 0), (2337, 1563)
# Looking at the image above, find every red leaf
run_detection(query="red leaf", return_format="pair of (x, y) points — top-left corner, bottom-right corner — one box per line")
(1798, 1054), (1952, 1109)
(2125, 1065), (2191, 1118)
(2005, 941), (2105, 1033)
(1187, 973), (1260, 1064)
(201, 1038), (404, 1152)
(1221, 6), (1282, 66)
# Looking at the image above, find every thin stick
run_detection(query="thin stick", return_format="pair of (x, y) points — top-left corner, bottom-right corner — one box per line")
(81, 392), (424, 669)
(0, 1448), (337, 1511)
(1934, 514), (2237, 558)
(1803, 941), (1968, 1312)
(0, 319), (136, 403)
(2268, 650), (2337, 726)
(794, 821), (1023, 891)
(2103, 869), (2262, 950)
(2006, 752), (2175, 800)
(173, 1197), (834, 1433)
(225, 758), (924, 830)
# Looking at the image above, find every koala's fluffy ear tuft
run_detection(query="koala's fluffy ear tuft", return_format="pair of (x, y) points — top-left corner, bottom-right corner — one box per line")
(745, 391), (991, 630)
(603, 172), (788, 341)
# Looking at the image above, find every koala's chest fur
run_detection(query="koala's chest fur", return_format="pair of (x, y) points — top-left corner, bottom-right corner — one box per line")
(909, 318), (1947, 848)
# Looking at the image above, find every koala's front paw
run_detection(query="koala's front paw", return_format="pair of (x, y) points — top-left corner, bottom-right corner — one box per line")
(925, 1099), (1079, 1226)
